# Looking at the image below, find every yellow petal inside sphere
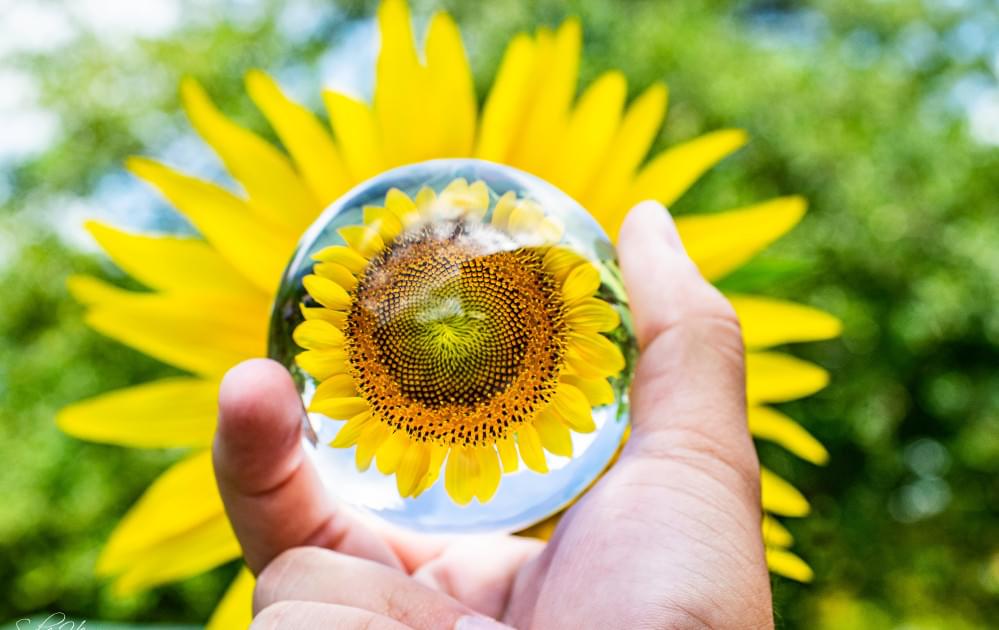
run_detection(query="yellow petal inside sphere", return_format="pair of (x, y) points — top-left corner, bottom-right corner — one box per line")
(534, 410), (573, 457)
(312, 245), (370, 274)
(515, 425), (547, 473)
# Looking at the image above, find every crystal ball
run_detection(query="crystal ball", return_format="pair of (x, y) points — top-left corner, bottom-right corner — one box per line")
(268, 159), (635, 534)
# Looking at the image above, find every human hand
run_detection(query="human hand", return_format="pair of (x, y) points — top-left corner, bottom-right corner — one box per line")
(214, 201), (773, 629)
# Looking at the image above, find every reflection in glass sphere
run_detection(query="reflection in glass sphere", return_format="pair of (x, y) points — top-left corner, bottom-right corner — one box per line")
(268, 159), (635, 534)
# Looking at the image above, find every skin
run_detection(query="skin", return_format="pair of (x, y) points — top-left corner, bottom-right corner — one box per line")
(213, 202), (774, 630)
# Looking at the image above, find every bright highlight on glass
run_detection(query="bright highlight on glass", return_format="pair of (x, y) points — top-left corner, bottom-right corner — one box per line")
(269, 159), (636, 533)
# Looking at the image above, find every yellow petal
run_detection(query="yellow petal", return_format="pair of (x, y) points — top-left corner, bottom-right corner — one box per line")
(339, 225), (385, 258)
(374, 0), (426, 165)
(561, 262), (601, 303)
(311, 244), (369, 273)
(543, 245), (586, 283)
(363, 206), (404, 243)
(111, 513), (240, 595)
(312, 374), (357, 403)
(98, 451), (228, 577)
(439, 176), (467, 194)
(475, 446), (502, 503)
(376, 430), (410, 475)
(467, 181), (490, 216)
(626, 129), (748, 210)
(396, 442), (432, 497)
(506, 201), (543, 234)
(425, 11), (476, 157)
(509, 19), (581, 175)
(301, 304), (347, 328)
(567, 298), (620, 332)
(565, 332), (626, 378)
(534, 410), (573, 457)
(385, 187), (421, 227)
(303, 274), (352, 311)
(69, 276), (267, 377)
(126, 157), (296, 293)
(309, 396), (369, 419)
(415, 185), (438, 217)
(535, 217), (565, 245)
(57, 378), (217, 448)
(560, 375), (614, 408)
(584, 82), (668, 224)
(293, 319), (345, 350)
(517, 425), (549, 473)
(761, 467), (810, 517)
(206, 568), (255, 630)
(323, 90), (385, 181)
(66, 275), (120, 307)
(295, 348), (349, 381)
(506, 206), (562, 246)
(729, 294), (842, 349)
(245, 70), (351, 206)
(440, 178), (490, 219)
(550, 71), (627, 197)
(749, 406), (829, 465)
(490, 191), (516, 229)
(314, 261), (358, 291)
(551, 383), (597, 433)
(181, 78), (318, 232)
(676, 196), (807, 281)
(765, 547), (814, 582)
(356, 421), (390, 471)
(475, 33), (536, 162)
(746, 352), (830, 404)
(445, 446), (479, 505)
(331, 410), (373, 448)
(85, 221), (260, 295)
(412, 446), (447, 497)
(496, 436), (519, 473)
(762, 514), (794, 549)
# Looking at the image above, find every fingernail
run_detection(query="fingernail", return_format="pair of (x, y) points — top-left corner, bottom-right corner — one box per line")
(454, 615), (514, 630)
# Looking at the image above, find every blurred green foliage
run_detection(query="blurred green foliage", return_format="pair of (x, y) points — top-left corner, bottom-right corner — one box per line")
(1, 0), (997, 627)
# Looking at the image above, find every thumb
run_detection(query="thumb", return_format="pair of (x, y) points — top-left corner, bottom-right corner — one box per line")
(617, 201), (758, 499)
(214, 359), (400, 574)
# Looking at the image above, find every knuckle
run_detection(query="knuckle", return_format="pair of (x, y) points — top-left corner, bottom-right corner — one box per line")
(635, 423), (760, 498)
(692, 294), (744, 350)
(642, 291), (745, 361)
(677, 436), (761, 507)
(682, 312), (745, 366)
(635, 318), (745, 399)
(689, 281), (743, 335)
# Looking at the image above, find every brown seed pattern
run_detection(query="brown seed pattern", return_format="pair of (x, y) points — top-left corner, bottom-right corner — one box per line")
(344, 221), (567, 446)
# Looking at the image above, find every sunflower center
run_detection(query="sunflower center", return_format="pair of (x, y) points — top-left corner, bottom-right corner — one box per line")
(376, 271), (528, 406)
(345, 221), (567, 446)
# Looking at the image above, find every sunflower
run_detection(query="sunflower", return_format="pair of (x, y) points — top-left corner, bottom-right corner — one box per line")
(293, 177), (624, 505)
(58, 0), (840, 626)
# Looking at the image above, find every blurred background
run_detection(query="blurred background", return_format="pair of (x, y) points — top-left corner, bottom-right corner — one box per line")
(1, 0), (997, 627)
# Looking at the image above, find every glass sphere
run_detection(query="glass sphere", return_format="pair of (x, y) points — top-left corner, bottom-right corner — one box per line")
(268, 159), (635, 534)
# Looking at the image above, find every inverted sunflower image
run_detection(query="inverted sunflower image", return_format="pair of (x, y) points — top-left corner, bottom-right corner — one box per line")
(57, 0), (841, 626)
(293, 178), (624, 504)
